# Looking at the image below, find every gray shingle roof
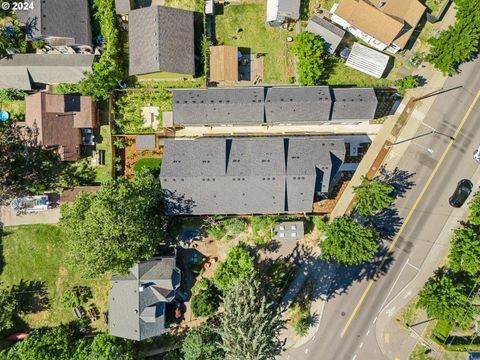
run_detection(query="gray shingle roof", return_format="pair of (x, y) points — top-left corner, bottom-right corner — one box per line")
(136, 135), (157, 150)
(306, 16), (345, 55)
(128, 6), (195, 76)
(17, 0), (92, 46)
(265, 86), (332, 124)
(0, 54), (94, 90)
(115, 0), (133, 14)
(172, 88), (265, 125)
(160, 137), (345, 215)
(331, 88), (378, 120)
(172, 86), (379, 125)
(109, 256), (181, 341)
(278, 0), (301, 20)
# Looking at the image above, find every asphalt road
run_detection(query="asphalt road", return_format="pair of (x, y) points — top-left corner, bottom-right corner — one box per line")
(284, 58), (480, 360)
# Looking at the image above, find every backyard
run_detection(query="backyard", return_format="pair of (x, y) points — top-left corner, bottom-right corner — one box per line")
(114, 79), (204, 134)
(0, 225), (110, 332)
(93, 125), (113, 183)
(214, 2), (296, 84)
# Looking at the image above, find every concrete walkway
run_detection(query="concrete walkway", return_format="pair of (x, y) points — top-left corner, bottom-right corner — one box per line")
(0, 206), (60, 226)
(174, 122), (382, 138)
(330, 65), (448, 219)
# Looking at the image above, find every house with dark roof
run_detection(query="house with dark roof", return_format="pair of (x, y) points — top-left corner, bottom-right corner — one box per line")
(16, 0), (92, 46)
(25, 92), (97, 161)
(330, 0), (425, 53)
(171, 86), (378, 126)
(306, 16), (345, 55)
(108, 256), (181, 341)
(0, 54), (94, 90)
(160, 137), (346, 215)
(129, 6), (195, 77)
(172, 87), (265, 126)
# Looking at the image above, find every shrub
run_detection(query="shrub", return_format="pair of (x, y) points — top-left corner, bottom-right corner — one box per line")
(133, 158), (162, 177)
(294, 317), (309, 336)
(31, 40), (47, 49)
(394, 76), (419, 96)
(191, 288), (219, 317)
(60, 286), (92, 308)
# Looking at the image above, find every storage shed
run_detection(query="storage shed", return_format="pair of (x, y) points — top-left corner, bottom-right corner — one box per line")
(209, 46), (238, 83)
(306, 16), (345, 55)
(345, 43), (390, 79)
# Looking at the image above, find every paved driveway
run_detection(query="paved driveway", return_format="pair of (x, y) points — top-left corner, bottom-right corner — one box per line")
(0, 206), (60, 226)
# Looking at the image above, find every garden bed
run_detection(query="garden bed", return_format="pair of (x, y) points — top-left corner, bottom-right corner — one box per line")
(120, 136), (162, 178)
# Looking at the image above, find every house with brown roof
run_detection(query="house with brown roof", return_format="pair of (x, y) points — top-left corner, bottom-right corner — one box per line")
(25, 92), (97, 161)
(330, 0), (425, 53)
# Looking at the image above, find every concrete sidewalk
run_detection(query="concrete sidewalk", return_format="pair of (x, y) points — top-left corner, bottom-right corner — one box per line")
(174, 122), (383, 138)
(330, 66), (448, 219)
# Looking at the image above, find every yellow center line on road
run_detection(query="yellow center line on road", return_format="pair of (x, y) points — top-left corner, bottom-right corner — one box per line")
(340, 90), (480, 338)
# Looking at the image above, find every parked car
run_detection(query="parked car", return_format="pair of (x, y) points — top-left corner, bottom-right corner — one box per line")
(473, 145), (480, 162)
(449, 179), (473, 208)
(10, 195), (49, 213)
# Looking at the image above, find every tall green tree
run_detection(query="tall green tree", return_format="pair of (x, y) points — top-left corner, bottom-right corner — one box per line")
(218, 275), (284, 360)
(60, 171), (166, 276)
(417, 270), (476, 327)
(426, 0), (480, 75)
(0, 122), (64, 205)
(449, 226), (480, 276)
(211, 246), (256, 292)
(319, 216), (378, 266)
(353, 176), (394, 216)
(291, 32), (325, 86)
(0, 286), (18, 335)
(2, 324), (133, 359)
(181, 323), (224, 360)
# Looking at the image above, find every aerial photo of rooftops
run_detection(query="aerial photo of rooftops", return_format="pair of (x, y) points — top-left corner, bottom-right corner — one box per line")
(1, 0), (480, 359)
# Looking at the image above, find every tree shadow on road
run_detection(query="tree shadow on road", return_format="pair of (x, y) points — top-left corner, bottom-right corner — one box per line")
(368, 207), (403, 241)
(282, 243), (395, 304)
(378, 166), (416, 199)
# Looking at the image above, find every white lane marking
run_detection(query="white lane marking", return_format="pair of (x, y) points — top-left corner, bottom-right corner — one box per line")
(359, 342), (364, 349)
(305, 348), (309, 354)
(311, 335), (316, 341)
(366, 330), (370, 336)
(379, 259), (410, 311)
(352, 355), (357, 360)
(403, 290), (412, 299)
(386, 306), (397, 317)
(373, 316), (378, 324)
(407, 261), (420, 271)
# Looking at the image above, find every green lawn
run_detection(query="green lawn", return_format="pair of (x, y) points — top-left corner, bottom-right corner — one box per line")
(94, 125), (112, 183)
(133, 157), (162, 176)
(1, 225), (110, 330)
(215, 3), (295, 84)
(326, 58), (393, 87)
(0, 100), (25, 121)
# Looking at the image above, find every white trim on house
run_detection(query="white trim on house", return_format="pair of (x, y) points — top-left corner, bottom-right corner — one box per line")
(330, 3), (399, 53)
